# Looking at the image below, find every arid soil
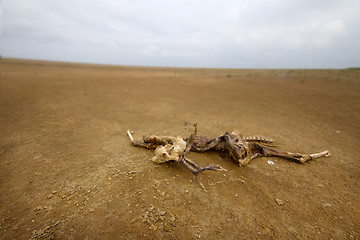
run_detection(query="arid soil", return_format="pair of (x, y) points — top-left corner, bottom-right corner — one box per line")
(1, 58), (359, 239)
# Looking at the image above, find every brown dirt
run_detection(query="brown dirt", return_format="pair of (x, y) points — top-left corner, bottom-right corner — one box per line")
(1, 58), (359, 239)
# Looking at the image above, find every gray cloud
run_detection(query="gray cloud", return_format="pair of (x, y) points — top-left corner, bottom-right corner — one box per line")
(1, 0), (359, 68)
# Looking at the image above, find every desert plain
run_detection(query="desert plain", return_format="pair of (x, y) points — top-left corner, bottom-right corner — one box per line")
(0, 58), (359, 239)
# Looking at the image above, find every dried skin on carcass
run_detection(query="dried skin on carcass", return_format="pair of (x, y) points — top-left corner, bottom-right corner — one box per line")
(190, 130), (330, 165)
(127, 126), (330, 188)
(128, 129), (330, 166)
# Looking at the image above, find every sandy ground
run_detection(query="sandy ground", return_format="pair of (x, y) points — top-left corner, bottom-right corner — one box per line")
(0, 58), (359, 239)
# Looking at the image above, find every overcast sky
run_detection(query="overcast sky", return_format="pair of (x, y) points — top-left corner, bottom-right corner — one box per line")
(1, 0), (360, 68)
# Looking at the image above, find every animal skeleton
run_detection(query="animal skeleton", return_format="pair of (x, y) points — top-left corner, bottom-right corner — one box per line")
(127, 124), (330, 188)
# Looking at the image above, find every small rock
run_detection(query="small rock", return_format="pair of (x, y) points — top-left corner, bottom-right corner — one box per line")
(47, 194), (54, 199)
(149, 224), (157, 230)
(323, 203), (332, 208)
(45, 206), (53, 212)
(33, 206), (42, 211)
(52, 221), (60, 227)
(275, 198), (284, 205)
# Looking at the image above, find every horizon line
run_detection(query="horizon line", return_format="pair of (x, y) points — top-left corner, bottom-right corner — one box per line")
(1, 56), (357, 70)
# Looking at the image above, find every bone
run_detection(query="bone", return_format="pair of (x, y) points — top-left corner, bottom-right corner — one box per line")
(127, 125), (331, 188)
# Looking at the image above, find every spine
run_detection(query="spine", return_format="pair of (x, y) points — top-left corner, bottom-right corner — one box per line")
(244, 135), (273, 144)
